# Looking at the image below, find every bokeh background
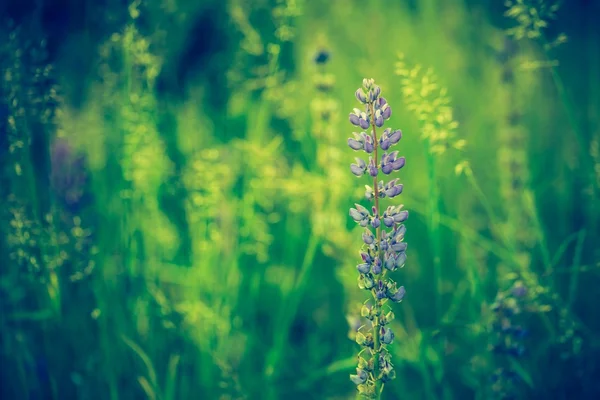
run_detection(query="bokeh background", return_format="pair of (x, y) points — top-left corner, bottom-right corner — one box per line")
(1, 0), (599, 399)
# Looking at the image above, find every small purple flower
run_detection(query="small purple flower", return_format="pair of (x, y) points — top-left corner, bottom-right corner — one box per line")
(392, 157), (406, 171)
(349, 203), (370, 226)
(379, 128), (396, 151)
(362, 229), (375, 245)
(360, 251), (372, 264)
(395, 224), (406, 238)
(381, 326), (394, 344)
(348, 138), (363, 151)
(380, 231), (389, 250)
(382, 104), (392, 119)
(511, 282), (527, 298)
(383, 215), (394, 228)
(370, 216), (380, 229)
(350, 108), (371, 129)
(375, 96), (387, 109)
(368, 157), (378, 177)
(357, 263), (371, 274)
(350, 368), (368, 385)
(380, 136), (391, 151)
(389, 286), (406, 302)
(389, 129), (402, 144)
(384, 252), (397, 271)
(350, 157), (367, 177)
(380, 151), (399, 174)
(364, 134), (375, 153)
(372, 257), (382, 275)
(395, 210), (409, 223)
(355, 89), (367, 104)
(384, 179), (403, 198)
(395, 252), (407, 268)
(370, 86), (381, 101)
(374, 110), (384, 127)
(50, 138), (89, 210)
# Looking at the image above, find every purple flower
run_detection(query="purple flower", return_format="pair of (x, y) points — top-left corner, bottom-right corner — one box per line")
(347, 79), (408, 394)
(364, 134), (375, 153)
(362, 229), (375, 245)
(355, 89), (367, 104)
(382, 105), (392, 119)
(389, 129), (402, 144)
(349, 203), (370, 226)
(350, 157), (367, 176)
(348, 138), (363, 151)
(357, 263), (371, 274)
(511, 282), (527, 298)
(350, 368), (368, 385)
(395, 252), (407, 269)
(50, 138), (89, 210)
(368, 157), (378, 177)
(374, 110), (384, 127)
(381, 326), (394, 344)
(384, 253), (397, 271)
(389, 286), (406, 302)
(392, 157), (406, 171)
(375, 279), (386, 299)
(372, 257), (382, 275)
(370, 216), (380, 229)
(361, 252), (372, 264)
(384, 179), (403, 198)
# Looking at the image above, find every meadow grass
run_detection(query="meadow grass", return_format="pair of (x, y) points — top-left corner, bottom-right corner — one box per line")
(1, 0), (599, 399)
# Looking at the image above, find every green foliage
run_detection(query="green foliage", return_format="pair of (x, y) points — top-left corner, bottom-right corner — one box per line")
(0, 0), (599, 399)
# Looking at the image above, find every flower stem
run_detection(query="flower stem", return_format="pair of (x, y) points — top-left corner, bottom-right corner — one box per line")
(424, 145), (441, 321)
(369, 103), (383, 399)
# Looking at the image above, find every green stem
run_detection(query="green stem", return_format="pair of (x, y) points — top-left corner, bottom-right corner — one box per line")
(368, 103), (383, 399)
(424, 143), (441, 321)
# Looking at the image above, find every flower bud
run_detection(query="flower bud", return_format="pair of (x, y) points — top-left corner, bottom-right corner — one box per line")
(389, 129), (402, 144)
(355, 88), (367, 104)
(395, 252), (406, 268)
(370, 216), (380, 229)
(356, 263), (371, 274)
(372, 257), (382, 275)
(381, 326), (394, 344)
(350, 368), (368, 385)
(348, 137), (363, 151)
(368, 157), (378, 177)
(382, 104), (392, 119)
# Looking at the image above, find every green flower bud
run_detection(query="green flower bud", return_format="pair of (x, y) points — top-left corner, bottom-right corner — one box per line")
(357, 382), (376, 398)
(361, 304), (373, 320)
(355, 332), (367, 346)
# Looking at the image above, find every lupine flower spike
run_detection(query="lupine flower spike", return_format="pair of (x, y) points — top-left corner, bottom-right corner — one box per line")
(488, 281), (530, 399)
(348, 79), (407, 399)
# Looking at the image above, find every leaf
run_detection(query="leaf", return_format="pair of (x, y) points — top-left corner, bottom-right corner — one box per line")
(164, 354), (180, 400)
(137, 376), (156, 400)
(508, 358), (533, 388)
(121, 335), (159, 392)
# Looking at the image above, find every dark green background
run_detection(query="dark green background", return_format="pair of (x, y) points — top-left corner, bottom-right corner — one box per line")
(1, 0), (599, 399)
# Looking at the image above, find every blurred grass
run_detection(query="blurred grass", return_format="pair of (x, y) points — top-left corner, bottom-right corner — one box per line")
(1, 0), (599, 399)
